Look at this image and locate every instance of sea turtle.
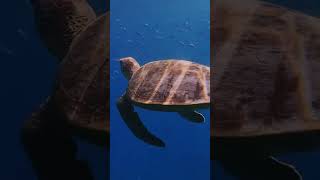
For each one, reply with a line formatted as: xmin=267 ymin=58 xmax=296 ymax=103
xmin=117 ymin=57 xmax=210 ymax=147
xmin=22 ymin=1 xmax=109 ymax=179
xmin=212 ymin=0 xmax=320 ymax=179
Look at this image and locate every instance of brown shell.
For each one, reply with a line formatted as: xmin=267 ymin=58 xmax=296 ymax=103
xmin=127 ymin=60 xmax=210 ymax=106
xmin=55 ymin=13 xmax=109 ymax=133
xmin=212 ymin=0 xmax=320 ymax=137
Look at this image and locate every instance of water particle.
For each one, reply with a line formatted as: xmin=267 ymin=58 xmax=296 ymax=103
xmin=120 ymin=27 xmax=127 ymax=31
xmin=178 ymin=41 xmax=186 ymax=46
xmin=135 ymin=32 xmax=144 ymax=37
xmin=17 ymin=29 xmax=28 ymax=40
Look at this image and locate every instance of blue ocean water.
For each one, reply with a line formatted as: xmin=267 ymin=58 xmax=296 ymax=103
xmin=0 ymin=0 xmax=107 ymax=179
xmin=2 ymin=0 xmax=320 ymax=180
xmin=212 ymin=1 xmax=320 ymax=180
xmin=110 ymin=0 xmax=210 ymax=179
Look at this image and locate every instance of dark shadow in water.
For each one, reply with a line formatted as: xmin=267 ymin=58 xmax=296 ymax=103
xmin=212 ymin=131 xmax=320 ymax=180
xmin=20 ymin=97 xmax=106 ymax=180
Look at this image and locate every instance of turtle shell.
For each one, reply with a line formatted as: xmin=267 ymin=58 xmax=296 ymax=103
xmin=54 ymin=13 xmax=109 ymax=136
xmin=127 ymin=60 xmax=210 ymax=108
xmin=212 ymin=0 xmax=320 ymax=137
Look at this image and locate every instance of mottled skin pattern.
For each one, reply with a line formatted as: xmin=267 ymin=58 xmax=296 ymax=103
xmin=127 ymin=60 xmax=210 ymax=108
xmin=30 ymin=0 xmax=97 ymax=59
xmin=55 ymin=13 xmax=109 ymax=139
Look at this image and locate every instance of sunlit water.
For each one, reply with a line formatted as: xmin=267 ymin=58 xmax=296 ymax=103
xmin=110 ymin=0 xmax=210 ymax=179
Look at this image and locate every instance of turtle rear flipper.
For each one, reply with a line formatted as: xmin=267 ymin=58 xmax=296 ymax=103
xmin=178 ymin=111 xmax=205 ymax=123
xmin=218 ymin=153 xmax=301 ymax=180
xmin=117 ymin=95 xmax=165 ymax=147
xmin=268 ymin=157 xmax=302 ymax=180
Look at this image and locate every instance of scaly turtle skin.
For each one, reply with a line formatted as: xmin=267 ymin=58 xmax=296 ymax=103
xmin=117 ymin=57 xmax=210 ymax=147
xmin=212 ymin=0 xmax=320 ymax=179
xmin=22 ymin=1 xmax=108 ymax=179
xmin=30 ymin=0 xmax=97 ymax=60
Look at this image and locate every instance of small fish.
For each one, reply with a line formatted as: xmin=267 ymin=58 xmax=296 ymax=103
xmin=179 ymin=41 xmax=186 ymax=46
xmin=135 ymin=32 xmax=144 ymax=37
xmin=154 ymin=29 xmax=161 ymax=34
xmin=188 ymin=43 xmax=196 ymax=48
xmin=155 ymin=36 xmax=164 ymax=39
xmin=120 ymin=26 xmax=127 ymax=31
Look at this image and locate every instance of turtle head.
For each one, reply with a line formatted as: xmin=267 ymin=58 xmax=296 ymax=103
xmin=120 ymin=57 xmax=141 ymax=80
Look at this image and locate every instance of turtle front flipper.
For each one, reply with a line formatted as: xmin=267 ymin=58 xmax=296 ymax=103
xmin=21 ymin=96 xmax=94 ymax=180
xmin=218 ymin=153 xmax=301 ymax=180
xmin=178 ymin=111 xmax=205 ymax=123
xmin=117 ymin=95 xmax=165 ymax=147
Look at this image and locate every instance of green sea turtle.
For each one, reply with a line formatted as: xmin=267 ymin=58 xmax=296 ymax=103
xmin=22 ymin=1 xmax=109 ymax=179
xmin=117 ymin=57 xmax=210 ymax=147
xmin=212 ymin=0 xmax=320 ymax=179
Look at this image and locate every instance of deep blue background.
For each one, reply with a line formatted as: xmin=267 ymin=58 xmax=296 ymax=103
xmin=212 ymin=0 xmax=320 ymax=180
xmin=2 ymin=0 xmax=320 ymax=180
xmin=0 ymin=0 xmax=107 ymax=179
xmin=110 ymin=0 xmax=210 ymax=179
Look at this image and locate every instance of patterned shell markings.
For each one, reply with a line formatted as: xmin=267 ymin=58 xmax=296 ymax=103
xmin=127 ymin=60 xmax=210 ymax=106
xmin=212 ymin=0 xmax=320 ymax=137
xmin=55 ymin=13 xmax=109 ymax=132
